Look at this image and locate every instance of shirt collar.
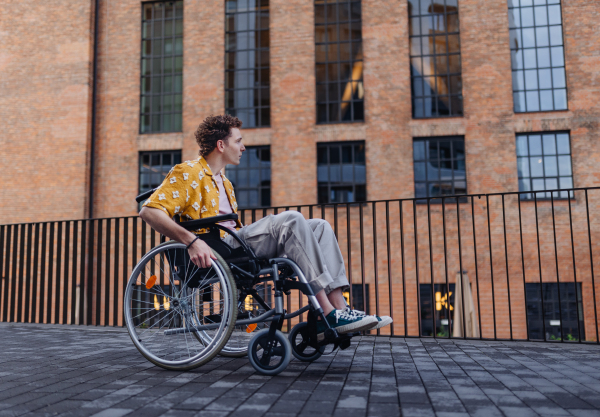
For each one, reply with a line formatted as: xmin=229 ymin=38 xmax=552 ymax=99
xmin=197 ymin=156 xmax=214 ymax=176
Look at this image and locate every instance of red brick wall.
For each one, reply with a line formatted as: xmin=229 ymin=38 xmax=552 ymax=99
xmin=0 ymin=0 xmax=95 ymax=223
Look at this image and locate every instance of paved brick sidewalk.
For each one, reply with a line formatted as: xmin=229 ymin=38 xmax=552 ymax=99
xmin=1 ymin=323 xmax=599 ymax=417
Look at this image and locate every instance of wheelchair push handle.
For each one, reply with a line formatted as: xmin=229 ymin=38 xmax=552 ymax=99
xmin=135 ymin=188 xmax=158 ymax=203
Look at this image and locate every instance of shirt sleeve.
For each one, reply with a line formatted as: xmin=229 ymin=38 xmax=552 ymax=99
xmin=142 ymin=164 xmax=189 ymax=218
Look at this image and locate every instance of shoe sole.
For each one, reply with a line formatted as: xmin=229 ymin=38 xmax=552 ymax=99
xmin=368 ymin=316 xmax=393 ymax=330
xmin=317 ymin=316 xmax=379 ymax=341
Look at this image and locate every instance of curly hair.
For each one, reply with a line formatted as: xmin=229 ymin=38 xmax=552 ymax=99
xmin=194 ymin=114 xmax=242 ymax=157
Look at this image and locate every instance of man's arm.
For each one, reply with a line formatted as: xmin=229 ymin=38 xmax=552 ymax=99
xmin=139 ymin=206 xmax=216 ymax=268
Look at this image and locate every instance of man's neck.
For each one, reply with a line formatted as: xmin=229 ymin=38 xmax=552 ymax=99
xmin=203 ymin=153 xmax=225 ymax=176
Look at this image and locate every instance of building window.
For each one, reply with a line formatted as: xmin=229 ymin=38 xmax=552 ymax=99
xmin=526 ymin=283 xmax=584 ymax=341
xmin=225 ymin=146 xmax=271 ymax=208
xmin=408 ymin=0 xmax=463 ymax=118
xmin=413 ymin=136 xmax=466 ymax=200
xmin=317 ymin=142 xmax=366 ymax=203
xmin=225 ymin=0 xmax=270 ymax=128
xmin=508 ymin=0 xmax=567 ymax=112
xmin=516 ymin=132 xmax=572 ymax=199
xmin=139 ymin=150 xmax=182 ymax=206
xmin=315 ymin=0 xmax=364 ymax=124
xmin=140 ymin=1 xmax=184 ymax=134
xmin=420 ymin=283 xmax=455 ymax=337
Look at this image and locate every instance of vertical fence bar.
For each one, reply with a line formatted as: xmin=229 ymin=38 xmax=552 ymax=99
xmin=386 ymin=201 xmax=394 ymax=336
xmin=23 ymin=224 xmax=33 ymax=322
xmin=62 ymin=221 xmax=71 ymax=324
xmin=16 ymin=224 xmax=25 ymax=322
xmin=78 ymin=221 xmax=86 ymax=325
xmin=39 ymin=224 xmax=47 ymax=323
xmin=427 ymin=199 xmax=435 ymax=337
xmin=550 ymin=193 xmax=564 ymax=342
xmin=372 ymin=202 xmax=380 ymax=335
xmin=8 ymin=225 xmax=19 ymax=322
xmin=86 ymin=220 xmax=95 ymax=325
xmin=534 ymin=193 xmax=547 ymax=340
xmin=114 ymin=218 xmax=120 ymax=326
xmin=3 ymin=226 xmax=13 ymax=321
xmin=567 ymin=192 xmax=582 ymax=342
xmin=359 ymin=203 xmax=366 ymax=318
xmin=471 ymin=197 xmax=483 ymax=339
xmin=31 ymin=224 xmax=40 ymax=323
xmin=486 ymin=196 xmax=497 ymax=339
xmin=517 ymin=195 xmax=530 ymax=340
xmin=414 ymin=200 xmax=421 ymax=337
xmin=501 ymin=195 xmax=513 ymax=340
xmin=96 ymin=219 xmax=103 ymax=325
xmin=400 ymin=201 xmax=407 ymax=336
xmin=45 ymin=222 xmax=58 ymax=323
xmin=584 ymin=190 xmax=599 ymax=343
xmin=54 ymin=222 xmax=63 ymax=324
xmin=70 ymin=221 xmax=78 ymax=325
xmin=123 ymin=217 xmax=129 ymax=327
xmin=0 ymin=225 xmax=4 ymax=321
xmin=442 ymin=199 xmax=450 ymax=338
xmin=456 ymin=198 xmax=466 ymax=339
xmin=105 ymin=219 xmax=112 ymax=326
xmin=346 ymin=203 xmax=353 ymax=310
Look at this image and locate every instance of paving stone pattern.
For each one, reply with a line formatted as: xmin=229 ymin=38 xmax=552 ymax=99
xmin=1 ymin=323 xmax=599 ymax=417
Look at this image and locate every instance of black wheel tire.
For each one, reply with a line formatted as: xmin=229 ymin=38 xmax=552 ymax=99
xmin=248 ymin=329 xmax=292 ymax=376
xmin=289 ymin=322 xmax=324 ymax=362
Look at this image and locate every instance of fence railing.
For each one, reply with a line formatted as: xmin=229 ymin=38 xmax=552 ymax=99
xmin=1 ymin=187 xmax=599 ymax=343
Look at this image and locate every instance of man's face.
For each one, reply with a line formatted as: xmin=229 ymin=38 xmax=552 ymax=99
xmin=222 ymin=128 xmax=245 ymax=166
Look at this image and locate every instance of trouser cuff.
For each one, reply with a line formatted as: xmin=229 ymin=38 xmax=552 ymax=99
xmin=309 ymin=271 xmax=334 ymax=295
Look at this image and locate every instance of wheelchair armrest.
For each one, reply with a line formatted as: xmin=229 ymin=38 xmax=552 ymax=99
xmin=177 ymin=213 xmax=239 ymax=231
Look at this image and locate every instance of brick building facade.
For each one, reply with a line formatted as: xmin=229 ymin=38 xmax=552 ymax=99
xmin=1 ymin=0 xmax=600 ymax=340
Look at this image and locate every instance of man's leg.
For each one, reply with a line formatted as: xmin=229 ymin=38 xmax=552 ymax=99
xmin=306 ymin=219 xmax=349 ymax=310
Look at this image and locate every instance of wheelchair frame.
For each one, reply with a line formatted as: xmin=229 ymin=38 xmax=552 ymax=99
xmin=129 ymin=191 xmax=357 ymax=374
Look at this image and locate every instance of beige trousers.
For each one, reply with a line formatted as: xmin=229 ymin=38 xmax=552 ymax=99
xmin=223 ymin=211 xmax=349 ymax=294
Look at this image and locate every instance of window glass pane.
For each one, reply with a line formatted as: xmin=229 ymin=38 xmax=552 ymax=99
xmin=530 ymin=156 xmax=544 ymax=177
xmin=226 ymin=5 xmax=270 ymax=127
xmin=413 ymin=137 xmax=465 ymax=199
xmin=508 ymin=1 xmax=567 ymax=113
xmin=556 ymin=133 xmax=570 ymax=154
xmin=558 ymin=155 xmax=571 ymax=176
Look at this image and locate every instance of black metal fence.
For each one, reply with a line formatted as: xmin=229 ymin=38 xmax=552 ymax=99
xmin=1 ymin=187 xmax=599 ymax=343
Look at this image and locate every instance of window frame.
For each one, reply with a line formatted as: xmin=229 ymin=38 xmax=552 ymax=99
xmin=224 ymin=145 xmax=271 ymax=209
xmin=314 ymin=0 xmax=365 ymax=124
xmin=516 ymin=131 xmax=573 ymax=200
xmin=408 ymin=0 xmax=464 ymax=119
xmin=508 ymin=0 xmax=568 ymax=113
xmin=139 ymin=1 xmax=184 ymax=134
xmin=224 ymin=0 xmax=271 ymax=128
xmin=317 ymin=141 xmax=367 ymax=204
xmin=138 ymin=150 xmax=182 ymax=207
xmin=413 ymin=135 xmax=467 ymax=202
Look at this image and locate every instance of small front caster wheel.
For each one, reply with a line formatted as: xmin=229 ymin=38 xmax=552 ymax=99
xmin=289 ymin=322 xmax=325 ymax=362
xmin=248 ymin=329 xmax=292 ymax=375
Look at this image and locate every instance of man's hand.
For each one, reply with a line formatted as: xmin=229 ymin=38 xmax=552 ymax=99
xmin=188 ymin=238 xmax=217 ymax=269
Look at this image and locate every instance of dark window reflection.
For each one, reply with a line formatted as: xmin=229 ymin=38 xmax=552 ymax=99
xmin=526 ymin=283 xmax=584 ymax=341
xmin=413 ymin=136 xmax=466 ymax=201
xmin=315 ymin=0 xmax=364 ymax=124
xmin=318 ymin=141 xmax=366 ymax=203
xmin=225 ymin=146 xmax=271 ymax=208
xmin=139 ymin=150 xmax=182 ymax=208
xmin=225 ymin=0 xmax=270 ymax=128
xmin=508 ymin=0 xmax=567 ymax=112
xmin=408 ymin=0 xmax=463 ymax=118
xmin=140 ymin=1 xmax=184 ymax=133
xmin=516 ymin=131 xmax=572 ymax=199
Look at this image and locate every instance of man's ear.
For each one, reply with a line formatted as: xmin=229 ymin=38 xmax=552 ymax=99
xmin=217 ymin=140 xmax=225 ymax=153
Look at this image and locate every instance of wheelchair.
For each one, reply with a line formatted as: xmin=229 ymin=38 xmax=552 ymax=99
xmin=124 ymin=191 xmax=359 ymax=375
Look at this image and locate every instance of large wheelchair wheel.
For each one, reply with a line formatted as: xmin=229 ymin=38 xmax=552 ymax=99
xmin=219 ymin=282 xmax=272 ymax=357
xmin=124 ymin=241 xmax=237 ymax=371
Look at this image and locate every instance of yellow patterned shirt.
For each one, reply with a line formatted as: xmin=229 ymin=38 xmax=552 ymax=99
xmin=143 ymin=156 xmax=242 ymax=237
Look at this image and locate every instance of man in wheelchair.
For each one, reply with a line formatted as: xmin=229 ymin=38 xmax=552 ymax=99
xmin=139 ymin=114 xmax=392 ymax=341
